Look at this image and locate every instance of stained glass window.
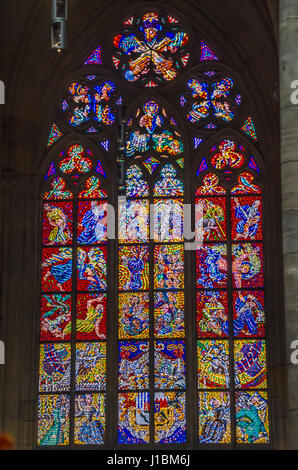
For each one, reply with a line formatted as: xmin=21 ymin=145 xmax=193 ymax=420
xmin=39 ymin=6 xmax=271 ymax=449
xmin=39 ymin=144 xmax=108 ymax=446
xmin=195 ymin=139 xmax=269 ymax=445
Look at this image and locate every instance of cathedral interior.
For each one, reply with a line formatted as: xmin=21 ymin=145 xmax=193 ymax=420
xmin=0 ymin=0 xmax=298 ymax=450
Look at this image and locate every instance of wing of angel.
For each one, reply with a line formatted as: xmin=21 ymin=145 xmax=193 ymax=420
xmin=118 ymin=34 xmax=143 ymax=53
xmin=42 ymin=248 xmax=72 ymax=268
xmin=89 ymin=248 xmax=107 ymax=275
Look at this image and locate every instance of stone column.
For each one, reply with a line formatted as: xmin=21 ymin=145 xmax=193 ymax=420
xmin=280 ymin=0 xmax=298 ymax=450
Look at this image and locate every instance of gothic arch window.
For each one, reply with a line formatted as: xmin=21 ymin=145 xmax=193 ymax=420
xmin=37 ymin=6 xmax=271 ymax=448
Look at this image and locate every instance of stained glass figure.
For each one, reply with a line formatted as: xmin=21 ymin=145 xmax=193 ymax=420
xmin=234 ymin=340 xmax=267 ymax=389
xmin=235 ymin=391 xmax=269 ymax=443
xmin=78 ymin=177 xmax=108 ymax=199
xmin=233 ymin=291 xmax=265 ymax=337
xmin=39 ymin=343 xmax=71 ymax=392
xmin=38 ymin=395 xmax=70 ymax=445
xmin=119 ymin=199 xmax=149 ymax=243
xmin=119 ymin=245 xmax=149 ymax=291
xmin=77 ymin=246 xmax=107 ymax=291
xmin=119 ymin=293 xmax=149 ymax=339
xmin=113 ymin=12 xmax=189 ymax=86
xmin=232 ymin=243 xmax=263 ymax=288
xmin=42 ymin=247 xmax=73 ymax=292
xmin=74 ymin=394 xmax=105 ymax=444
xmin=197 ymin=291 xmax=228 ymax=337
xmin=44 ymin=178 xmax=72 ymax=200
xmin=154 ymin=244 xmax=184 ymax=289
xmin=76 ymin=293 xmax=106 ymax=340
xmin=155 ymin=341 xmax=185 ymax=389
xmin=195 ymin=197 xmax=226 ymax=241
xmin=154 ymin=392 xmax=186 ymax=443
xmin=154 ymin=164 xmax=183 ymax=196
xmin=119 ymin=341 xmax=149 ymax=390
xmin=40 ymin=294 xmax=72 ymax=341
xmin=77 ymin=201 xmax=107 ymax=245
xmin=196 ymin=244 xmax=227 ymax=289
xmin=76 ymin=342 xmax=106 ymax=391
xmin=197 ymin=340 xmax=230 ymax=389
xmin=118 ymin=392 xmax=150 ymax=443
xmin=199 ymin=392 xmax=231 ymax=443
xmin=126 ymin=100 xmax=183 ymax=157
xmin=231 ymin=196 xmax=262 ymax=241
xmin=42 ymin=202 xmax=73 ymax=246
xmin=154 ymin=291 xmax=184 ymax=338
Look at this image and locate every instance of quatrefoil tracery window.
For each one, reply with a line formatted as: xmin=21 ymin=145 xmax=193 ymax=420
xmin=37 ymin=7 xmax=270 ymax=448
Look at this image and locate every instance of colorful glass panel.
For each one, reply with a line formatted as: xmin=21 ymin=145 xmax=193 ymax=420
xmin=195 ymin=197 xmax=226 ymax=242
xmin=119 ymin=341 xmax=149 ymax=390
xmin=235 ymin=391 xmax=269 ymax=443
xmin=197 ymin=340 xmax=230 ymax=389
xmin=196 ymin=244 xmax=227 ymax=289
xmin=154 ymin=392 xmax=186 ymax=443
xmin=155 ymin=340 xmax=185 ymax=389
xmin=65 ymin=79 xmax=118 ymax=130
xmin=119 ymin=245 xmax=149 ymax=291
xmin=76 ymin=293 xmax=106 ymax=340
xmin=231 ymin=196 xmax=263 ymax=241
xmin=38 ymin=395 xmax=70 ymax=446
xmin=113 ymin=12 xmax=189 ymax=86
xmin=126 ymin=165 xmax=149 ymax=197
xmin=232 ymin=243 xmax=263 ymax=288
xmin=119 ymin=199 xmax=149 ymax=244
xmin=78 ymin=177 xmax=108 ymax=199
xmin=75 ymin=342 xmax=106 ymax=391
xmin=40 ymin=294 xmax=72 ymax=341
xmin=234 ymin=340 xmax=267 ymax=389
xmin=118 ymin=392 xmax=150 ymax=444
xmin=119 ymin=293 xmax=149 ymax=339
xmin=39 ymin=343 xmax=71 ymax=392
xmin=154 ymin=244 xmax=184 ymax=289
xmin=153 ymin=199 xmax=183 ymax=242
xmin=233 ymin=291 xmax=265 ymax=337
xmin=77 ymin=246 xmax=107 ymax=291
xmin=42 ymin=202 xmax=73 ymax=246
xmin=74 ymin=394 xmax=105 ymax=444
xmin=77 ymin=201 xmax=107 ymax=245
xmin=198 ymin=392 xmax=231 ymax=443
xmin=59 ymin=145 xmax=93 ymax=174
xmin=44 ymin=178 xmax=72 ymax=200
xmin=154 ymin=291 xmax=184 ymax=338
xmin=42 ymin=247 xmax=73 ymax=292
xmin=197 ymin=291 xmax=229 ymax=338
xmin=154 ymin=165 xmax=184 ymax=196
